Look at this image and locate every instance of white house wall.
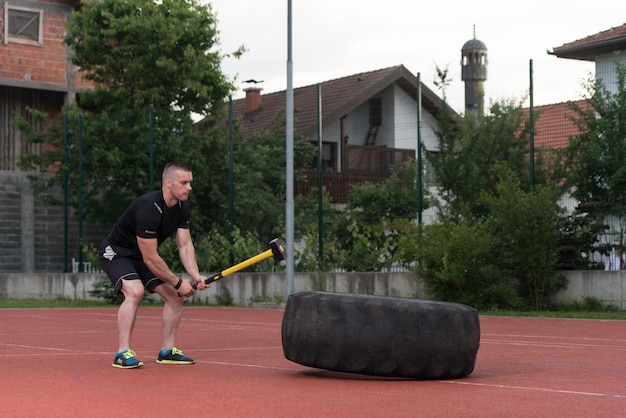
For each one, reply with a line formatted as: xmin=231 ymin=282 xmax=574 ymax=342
xmin=342 ymin=100 xmax=370 ymax=146
xmin=393 ymin=84 xmax=417 ymax=150
xmin=319 ymin=118 xmax=341 ymax=169
xmin=323 ymin=119 xmax=341 ymax=143
xmin=317 ymin=82 xmax=441 ymax=172
xmin=336 ymin=83 xmax=440 ymax=153
xmin=393 ymin=84 xmax=440 ymax=152
xmin=420 ymin=111 xmax=440 ymax=152
xmin=378 ymin=86 xmax=396 ymax=148
xmin=596 ymin=53 xmax=626 ymax=95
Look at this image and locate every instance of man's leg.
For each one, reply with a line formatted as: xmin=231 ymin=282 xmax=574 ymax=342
xmin=117 ymin=279 xmax=146 ymax=352
xmin=152 ymin=283 xmax=195 ymax=364
xmin=153 ymin=282 xmax=185 ymax=350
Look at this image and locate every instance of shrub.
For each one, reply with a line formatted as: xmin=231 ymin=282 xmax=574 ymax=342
xmin=410 ymin=222 xmax=523 ymax=310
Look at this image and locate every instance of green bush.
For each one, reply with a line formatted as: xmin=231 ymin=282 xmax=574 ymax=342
xmin=215 ymin=286 xmax=233 ymax=306
xmin=407 ymin=165 xmax=567 ymax=311
xmin=89 ymin=276 xmax=124 ymax=304
xmin=481 ymin=165 xmax=566 ymax=310
xmin=159 ymin=227 xmax=281 ymax=273
xmin=410 ymin=222 xmax=524 ymax=310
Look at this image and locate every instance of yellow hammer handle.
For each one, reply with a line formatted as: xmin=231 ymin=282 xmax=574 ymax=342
xmin=204 ymin=249 xmax=274 ymax=284
xmin=222 ymin=249 xmax=273 ymax=277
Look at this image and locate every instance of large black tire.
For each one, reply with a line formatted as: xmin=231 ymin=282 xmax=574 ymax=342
xmin=281 ymin=291 xmax=480 ymax=379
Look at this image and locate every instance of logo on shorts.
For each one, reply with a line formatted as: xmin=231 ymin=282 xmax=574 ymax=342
xmin=103 ymin=245 xmax=117 ymax=261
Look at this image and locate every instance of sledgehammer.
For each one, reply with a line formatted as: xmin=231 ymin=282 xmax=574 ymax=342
xmin=196 ymin=238 xmax=286 ymax=286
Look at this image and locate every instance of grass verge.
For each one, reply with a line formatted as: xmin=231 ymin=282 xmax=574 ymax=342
xmin=0 ymin=298 xmax=117 ymax=308
xmin=480 ymin=310 xmax=626 ymax=320
xmin=1 ymin=298 xmax=625 ymax=319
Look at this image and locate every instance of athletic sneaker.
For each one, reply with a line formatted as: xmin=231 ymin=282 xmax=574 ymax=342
xmin=156 ymin=347 xmax=195 ymax=365
xmin=112 ymin=349 xmax=144 ymax=369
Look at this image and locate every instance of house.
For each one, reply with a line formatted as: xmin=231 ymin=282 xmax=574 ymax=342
xmin=0 ymin=0 xmax=88 ymax=171
xmin=0 ymin=0 xmax=88 ymax=272
xmin=506 ymin=24 xmax=626 ymax=158
xmin=546 ymin=23 xmax=626 ymax=260
xmin=532 ymin=24 xmax=626 ymax=169
xmin=549 ymin=23 xmax=626 ymax=96
xmin=229 ymin=65 xmax=449 ymax=203
xmin=522 ymin=24 xmax=626 ymax=156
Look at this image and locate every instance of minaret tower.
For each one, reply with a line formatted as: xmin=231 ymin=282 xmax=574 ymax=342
xmin=461 ymin=26 xmax=487 ymax=119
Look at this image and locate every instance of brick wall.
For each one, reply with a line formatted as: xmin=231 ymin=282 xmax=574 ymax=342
xmin=0 ymin=1 xmax=91 ymax=91
xmin=0 ymin=174 xmax=24 ymax=271
xmin=0 ymin=170 xmax=105 ymax=273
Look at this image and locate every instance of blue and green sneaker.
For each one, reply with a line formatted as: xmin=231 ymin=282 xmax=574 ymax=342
xmin=112 ymin=349 xmax=144 ymax=369
xmin=156 ymin=347 xmax=195 ymax=365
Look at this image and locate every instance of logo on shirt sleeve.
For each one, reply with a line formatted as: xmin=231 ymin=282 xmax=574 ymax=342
xmin=103 ymin=245 xmax=117 ymax=261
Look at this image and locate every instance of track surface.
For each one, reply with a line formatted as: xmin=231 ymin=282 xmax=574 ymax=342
xmin=1 ymin=307 xmax=624 ymax=417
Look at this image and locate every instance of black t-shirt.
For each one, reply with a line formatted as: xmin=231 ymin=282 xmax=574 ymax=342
xmin=105 ymin=190 xmax=190 ymax=258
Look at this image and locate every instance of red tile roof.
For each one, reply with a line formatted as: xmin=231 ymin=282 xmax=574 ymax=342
xmin=525 ymin=100 xmax=590 ymax=149
xmin=228 ymin=65 xmax=446 ymax=139
xmin=226 ymin=65 xmax=589 ymax=154
xmin=550 ymin=23 xmax=626 ymax=61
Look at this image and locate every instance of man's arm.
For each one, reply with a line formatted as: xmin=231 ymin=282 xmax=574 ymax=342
xmin=137 ymin=236 xmax=196 ymax=296
xmin=176 ymin=228 xmax=209 ymax=290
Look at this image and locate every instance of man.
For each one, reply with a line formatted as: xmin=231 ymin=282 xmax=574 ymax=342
xmin=99 ymin=161 xmax=209 ymax=369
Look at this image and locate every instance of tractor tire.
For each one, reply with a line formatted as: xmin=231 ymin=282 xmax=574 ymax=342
xmin=281 ymin=291 xmax=480 ymax=379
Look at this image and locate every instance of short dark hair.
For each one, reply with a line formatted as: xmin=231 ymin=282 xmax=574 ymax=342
xmin=162 ymin=161 xmax=192 ymax=181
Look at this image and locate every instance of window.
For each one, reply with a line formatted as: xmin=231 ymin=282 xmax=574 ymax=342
xmin=363 ymin=98 xmax=383 ymax=146
xmin=369 ymin=97 xmax=382 ymax=127
xmin=4 ymin=4 xmax=43 ymax=46
xmin=424 ymin=151 xmax=438 ymax=185
xmin=310 ymin=141 xmax=337 ymax=172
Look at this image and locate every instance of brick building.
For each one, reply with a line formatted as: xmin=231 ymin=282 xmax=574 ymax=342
xmin=0 ymin=1 xmax=90 ymax=272
xmin=1 ymin=0 xmax=88 ymax=170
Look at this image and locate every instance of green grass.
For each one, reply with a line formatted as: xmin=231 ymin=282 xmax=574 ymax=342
xmin=0 ymin=298 xmax=117 ymax=308
xmin=0 ymin=298 xmax=207 ymax=309
xmin=480 ymin=310 xmax=626 ymax=320
xmin=2 ymin=298 xmax=625 ymax=320
xmin=481 ymin=297 xmax=626 ymax=320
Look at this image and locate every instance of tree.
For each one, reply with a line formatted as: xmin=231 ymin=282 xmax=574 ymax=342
xmin=481 ymin=164 xmax=566 ymax=309
xmin=403 ymin=165 xmax=566 ymax=310
xmin=19 ymin=0 xmax=238 ymax=232
xmin=407 ymin=68 xmax=568 ymax=309
xmin=293 ymin=188 xmax=340 ymax=271
xmin=321 ymin=160 xmax=426 ymax=272
xmin=408 ymin=221 xmax=520 ymax=309
xmin=65 ymin=0 xmax=237 ymax=120
xmin=428 ymin=99 xmax=531 ymax=223
xmin=230 ymin=114 xmax=316 ymax=245
xmin=17 ymin=0 xmax=321 ymax=270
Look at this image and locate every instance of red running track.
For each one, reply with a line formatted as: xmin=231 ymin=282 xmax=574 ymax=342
xmin=0 ymin=307 xmax=625 ymax=417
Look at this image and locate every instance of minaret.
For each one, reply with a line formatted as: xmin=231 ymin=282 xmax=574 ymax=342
xmin=461 ymin=27 xmax=487 ymax=120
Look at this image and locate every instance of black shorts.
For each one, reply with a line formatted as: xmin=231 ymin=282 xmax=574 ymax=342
xmin=98 ymin=240 xmax=164 ymax=293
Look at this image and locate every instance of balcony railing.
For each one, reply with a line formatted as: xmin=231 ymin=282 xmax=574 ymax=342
xmin=296 ymin=145 xmax=415 ymax=203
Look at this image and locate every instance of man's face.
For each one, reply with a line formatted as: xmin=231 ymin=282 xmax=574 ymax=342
xmin=167 ymin=169 xmax=193 ymax=201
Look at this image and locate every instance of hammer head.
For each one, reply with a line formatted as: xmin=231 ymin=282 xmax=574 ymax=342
xmin=269 ymin=238 xmax=287 ymax=262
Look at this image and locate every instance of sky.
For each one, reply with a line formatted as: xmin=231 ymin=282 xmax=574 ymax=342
xmin=204 ymin=0 xmax=624 ymax=113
